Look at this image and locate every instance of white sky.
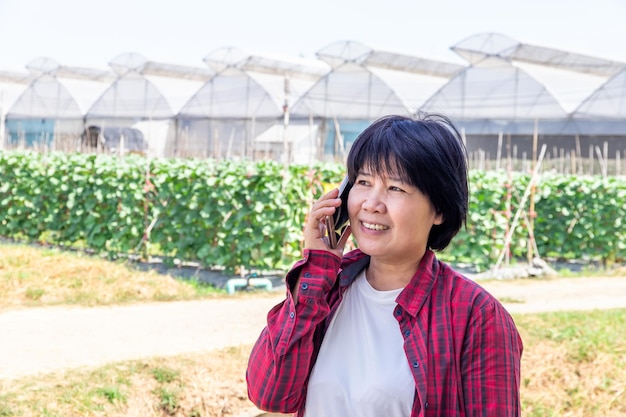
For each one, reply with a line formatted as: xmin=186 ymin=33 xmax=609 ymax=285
xmin=1 ymin=0 xmax=626 ymax=72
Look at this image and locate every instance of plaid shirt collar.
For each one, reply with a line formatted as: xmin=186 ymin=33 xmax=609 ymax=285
xmin=338 ymin=248 xmax=440 ymax=317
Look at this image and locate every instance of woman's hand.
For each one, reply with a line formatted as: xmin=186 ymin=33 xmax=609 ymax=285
xmin=303 ymin=187 xmax=352 ymax=258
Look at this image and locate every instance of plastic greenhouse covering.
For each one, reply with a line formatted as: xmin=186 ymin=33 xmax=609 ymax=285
xmin=574 ymin=69 xmax=626 ymax=118
xmin=421 ymin=57 xmax=568 ymax=120
xmin=1 ymin=33 xmax=626 ymax=168
xmin=290 ymin=62 xmax=410 ymax=119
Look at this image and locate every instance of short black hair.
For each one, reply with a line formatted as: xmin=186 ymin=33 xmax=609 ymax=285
xmin=346 ymin=113 xmax=468 ymax=251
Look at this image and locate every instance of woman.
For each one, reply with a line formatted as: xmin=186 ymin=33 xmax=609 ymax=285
xmin=246 ymin=114 xmax=523 ymax=416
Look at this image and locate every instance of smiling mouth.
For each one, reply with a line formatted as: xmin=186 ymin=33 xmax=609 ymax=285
xmin=362 ymin=221 xmax=389 ymax=231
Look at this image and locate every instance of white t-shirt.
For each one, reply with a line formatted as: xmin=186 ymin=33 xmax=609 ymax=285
xmin=305 ymin=270 xmax=415 ymax=417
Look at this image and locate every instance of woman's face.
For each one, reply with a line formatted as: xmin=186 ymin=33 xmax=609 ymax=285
xmin=347 ymin=167 xmax=443 ymax=265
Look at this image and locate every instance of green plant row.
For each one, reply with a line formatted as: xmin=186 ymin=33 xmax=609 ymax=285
xmin=0 ymin=151 xmax=343 ymax=273
xmin=1 ymin=151 xmax=625 ymax=272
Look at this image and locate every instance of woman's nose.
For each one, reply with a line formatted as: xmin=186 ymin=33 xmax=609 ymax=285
xmin=360 ymin=190 xmax=386 ymax=213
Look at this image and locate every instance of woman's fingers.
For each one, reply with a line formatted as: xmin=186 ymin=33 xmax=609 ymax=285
xmin=303 ymin=188 xmax=342 ymax=250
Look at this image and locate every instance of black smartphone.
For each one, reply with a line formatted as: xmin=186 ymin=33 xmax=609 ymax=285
xmin=325 ymin=176 xmax=352 ymax=249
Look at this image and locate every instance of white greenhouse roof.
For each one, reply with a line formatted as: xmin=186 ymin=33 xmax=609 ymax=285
xmin=203 ymin=47 xmax=329 ymax=80
xmin=144 ymin=75 xmax=206 ymax=114
xmin=573 ymin=68 xmax=626 ymax=119
xmin=452 ymin=32 xmax=626 ymax=77
xmin=86 ymin=72 xmax=173 ymax=120
xmin=290 ymin=63 xmax=410 ymax=119
xmin=6 ymin=75 xmax=82 ymax=119
xmin=421 ymin=57 xmax=568 ymax=119
xmin=177 ymin=67 xmax=283 ymax=119
xmin=0 ymin=71 xmax=34 ymax=84
xmin=368 ymin=67 xmax=452 ymax=113
xmin=142 ymin=61 xmax=214 ymax=81
xmin=2 ymin=34 xmax=626 ymax=135
xmin=26 ymin=57 xmax=116 ymax=82
xmin=0 ymin=79 xmax=29 ymax=115
xmin=95 ymin=53 xmax=213 ymax=116
xmin=292 ymin=41 xmax=464 ymax=119
xmin=108 ymin=52 xmax=213 ymax=81
xmin=512 ymin=61 xmax=609 ymax=113
xmin=449 ymin=33 xmax=626 ymax=119
xmin=316 ymin=40 xmax=465 ymax=77
xmin=178 ymin=47 xmax=324 ymax=119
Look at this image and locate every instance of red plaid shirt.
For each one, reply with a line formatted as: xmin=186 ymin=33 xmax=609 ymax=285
xmin=247 ymin=249 xmax=523 ymax=416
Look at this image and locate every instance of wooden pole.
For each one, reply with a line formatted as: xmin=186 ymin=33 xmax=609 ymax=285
xmin=575 ymin=135 xmax=582 ymax=174
xmin=282 ymin=76 xmax=291 ymax=167
xmin=494 ymin=144 xmax=547 ymax=271
xmin=604 ymin=141 xmax=609 ymax=177
xmin=504 ymin=143 xmax=513 ymax=265
xmin=496 ymin=132 xmax=503 ymax=171
xmin=595 ymin=146 xmax=606 ymax=178
xmin=528 ymin=119 xmax=538 ymax=263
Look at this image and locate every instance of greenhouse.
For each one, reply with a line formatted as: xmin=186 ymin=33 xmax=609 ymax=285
xmin=431 ymin=33 xmax=626 ymax=171
xmin=287 ymin=40 xmax=464 ymax=160
xmin=3 ymin=57 xmax=112 ymax=151
xmin=1 ymin=32 xmax=625 ymax=172
xmin=173 ymin=46 xmax=328 ymax=162
xmin=85 ymin=53 xmax=208 ymax=157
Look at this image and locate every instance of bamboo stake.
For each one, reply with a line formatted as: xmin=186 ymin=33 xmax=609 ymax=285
xmin=250 ymin=116 xmax=256 ymax=161
xmin=493 ymin=144 xmax=547 ymax=271
xmin=604 ymin=141 xmax=609 ymax=176
xmin=282 ymin=76 xmax=290 ymax=167
xmin=332 ymin=113 xmax=346 ymax=161
xmin=595 ymin=146 xmax=606 ymax=177
xmin=496 ymin=132 xmax=503 ymax=171
xmin=575 ymin=135 xmax=582 ymax=174
xmin=504 ymin=145 xmax=514 ymax=266
xmin=226 ymin=127 xmax=235 ymax=159
xmin=308 ymin=113 xmax=315 ymax=167
xmin=528 ymin=120 xmax=538 ymax=263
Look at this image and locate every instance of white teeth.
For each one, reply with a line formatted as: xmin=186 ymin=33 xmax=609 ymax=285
xmin=362 ymin=222 xmax=388 ymax=231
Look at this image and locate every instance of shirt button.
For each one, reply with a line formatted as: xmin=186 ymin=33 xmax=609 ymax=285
xmin=404 ymin=330 xmax=411 ymax=337
xmin=301 ymin=283 xmax=309 ymax=290
xmin=425 ymin=402 xmax=428 ymax=408
xmin=289 ymin=311 xmax=295 ymax=319
xmin=413 ymin=361 xmax=420 ymax=368
xmin=395 ymin=308 xmax=402 ymax=316
xmin=303 ymin=272 xmax=311 ymax=277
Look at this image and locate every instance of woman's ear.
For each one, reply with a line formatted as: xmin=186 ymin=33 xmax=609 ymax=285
xmin=434 ymin=211 xmax=444 ymax=226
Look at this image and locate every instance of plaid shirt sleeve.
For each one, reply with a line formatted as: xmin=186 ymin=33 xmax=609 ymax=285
xmin=396 ymin=253 xmax=523 ymax=416
xmin=246 ymin=249 xmax=342 ymax=414
xmin=461 ymin=295 xmax=523 ymax=416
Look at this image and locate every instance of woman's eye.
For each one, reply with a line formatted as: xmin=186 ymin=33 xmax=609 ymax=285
xmin=390 ymin=186 xmax=405 ymax=192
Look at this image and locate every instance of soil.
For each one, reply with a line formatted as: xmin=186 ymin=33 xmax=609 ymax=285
xmin=1 ymin=275 xmax=626 ymax=417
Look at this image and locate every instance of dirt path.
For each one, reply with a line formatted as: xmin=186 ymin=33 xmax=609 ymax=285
xmin=2 ymin=276 xmax=626 ymax=381
xmin=479 ymin=275 xmax=626 ymax=313
xmin=0 ymin=296 xmax=283 ymax=380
